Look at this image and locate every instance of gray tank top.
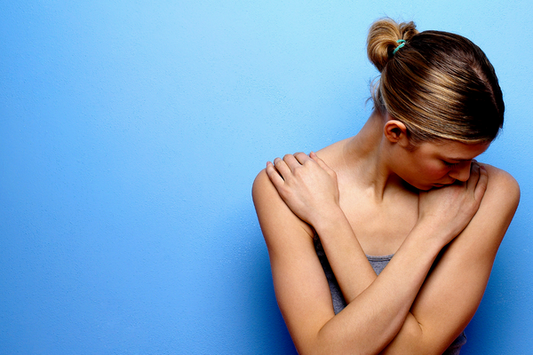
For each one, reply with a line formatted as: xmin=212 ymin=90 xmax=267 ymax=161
xmin=313 ymin=235 xmax=466 ymax=354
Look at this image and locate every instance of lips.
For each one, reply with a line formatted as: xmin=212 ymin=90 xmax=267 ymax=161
xmin=434 ymin=180 xmax=456 ymax=187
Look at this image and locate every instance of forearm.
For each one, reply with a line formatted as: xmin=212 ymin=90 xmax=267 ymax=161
xmin=313 ymin=207 xmax=377 ymax=301
xmin=258 ymin=163 xmax=515 ymax=354
xmin=314 ymin=212 xmax=445 ymax=353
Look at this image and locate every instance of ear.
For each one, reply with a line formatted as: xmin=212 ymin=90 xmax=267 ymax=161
xmin=384 ymin=119 xmax=410 ymax=146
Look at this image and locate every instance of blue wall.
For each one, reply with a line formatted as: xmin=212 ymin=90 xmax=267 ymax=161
xmin=1 ymin=1 xmax=532 ymax=354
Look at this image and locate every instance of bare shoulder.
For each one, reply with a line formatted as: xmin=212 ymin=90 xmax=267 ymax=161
xmin=252 ymin=168 xmax=287 ymax=217
xmin=481 ymin=163 xmax=520 ymax=210
xmin=251 ymin=168 xmax=279 ymax=223
xmin=252 ymin=168 xmax=276 ymax=207
xmin=455 ymin=163 xmax=520 ymax=255
xmin=408 ymin=164 xmax=520 ymax=352
xmin=252 ymin=169 xmax=314 ymax=246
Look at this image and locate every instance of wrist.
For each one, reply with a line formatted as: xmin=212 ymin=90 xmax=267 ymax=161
xmin=408 ymin=220 xmax=452 ymax=253
xmin=311 ymin=206 xmax=349 ymax=236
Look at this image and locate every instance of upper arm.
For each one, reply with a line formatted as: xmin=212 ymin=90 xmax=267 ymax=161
xmin=384 ymin=165 xmax=520 ymax=354
xmin=252 ymin=169 xmax=337 ymax=353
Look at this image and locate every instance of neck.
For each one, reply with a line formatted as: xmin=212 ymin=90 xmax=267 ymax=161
xmin=341 ymin=111 xmax=404 ymax=200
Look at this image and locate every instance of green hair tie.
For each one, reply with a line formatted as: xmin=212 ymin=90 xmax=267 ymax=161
xmin=393 ymin=39 xmax=406 ymax=55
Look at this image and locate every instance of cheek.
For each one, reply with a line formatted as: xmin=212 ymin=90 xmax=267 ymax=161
xmin=418 ymin=163 xmax=449 ymax=180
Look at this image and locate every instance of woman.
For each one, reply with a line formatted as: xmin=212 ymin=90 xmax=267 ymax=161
xmin=252 ymin=19 xmax=520 ymax=354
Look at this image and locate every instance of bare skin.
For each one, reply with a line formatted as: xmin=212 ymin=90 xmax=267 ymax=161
xmin=252 ymin=111 xmax=520 ymax=354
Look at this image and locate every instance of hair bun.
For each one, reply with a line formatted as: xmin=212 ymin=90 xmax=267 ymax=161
xmin=367 ymin=18 xmax=418 ymax=72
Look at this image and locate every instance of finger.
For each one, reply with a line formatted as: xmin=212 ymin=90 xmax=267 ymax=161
xmin=310 ymin=151 xmax=335 ymax=175
xmin=466 ymin=161 xmax=481 ymax=190
xmin=283 ymin=154 xmax=304 ymax=171
xmin=473 ymin=165 xmax=488 ymax=202
xmin=273 ymin=157 xmax=293 ymax=180
xmin=293 ymin=152 xmax=312 ymax=165
xmin=265 ymin=161 xmax=286 ymax=186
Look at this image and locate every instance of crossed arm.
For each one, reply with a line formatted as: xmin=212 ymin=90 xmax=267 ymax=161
xmin=252 ymin=153 xmax=519 ymax=354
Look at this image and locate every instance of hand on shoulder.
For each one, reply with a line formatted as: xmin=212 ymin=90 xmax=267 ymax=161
xmin=447 ymin=163 xmax=520 ymax=258
xmin=252 ymin=166 xmax=315 ymax=244
xmin=263 ymin=152 xmax=340 ymax=226
xmin=417 ymin=162 xmax=489 ymax=245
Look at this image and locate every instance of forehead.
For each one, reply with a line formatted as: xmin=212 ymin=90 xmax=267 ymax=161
xmin=418 ymin=140 xmax=490 ymax=160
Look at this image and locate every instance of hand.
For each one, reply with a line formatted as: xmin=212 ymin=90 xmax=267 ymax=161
xmin=417 ymin=162 xmax=488 ymax=244
xmin=265 ymin=152 xmax=340 ymax=226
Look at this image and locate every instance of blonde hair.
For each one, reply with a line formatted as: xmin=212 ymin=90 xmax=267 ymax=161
xmin=367 ymin=18 xmax=504 ymax=143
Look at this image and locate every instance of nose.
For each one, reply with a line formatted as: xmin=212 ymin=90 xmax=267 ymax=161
xmin=448 ymin=161 xmax=472 ymax=182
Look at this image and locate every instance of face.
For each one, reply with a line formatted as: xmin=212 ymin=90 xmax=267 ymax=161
xmin=394 ymin=139 xmax=490 ymax=191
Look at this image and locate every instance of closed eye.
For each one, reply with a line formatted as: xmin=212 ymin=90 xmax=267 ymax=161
xmin=442 ymin=160 xmax=460 ymax=167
